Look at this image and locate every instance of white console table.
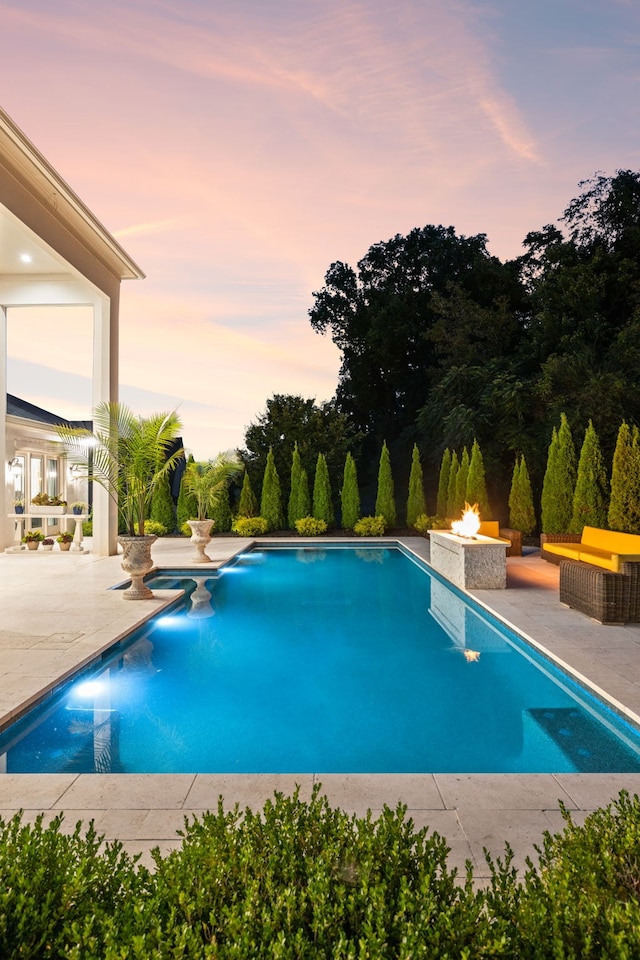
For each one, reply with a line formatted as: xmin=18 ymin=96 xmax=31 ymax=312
xmin=7 ymin=513 xmax=89 ymax=553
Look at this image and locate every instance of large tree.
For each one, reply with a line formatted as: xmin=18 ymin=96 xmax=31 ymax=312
xmin=309 ymin=225 xmax=523 ymax=447
xmin=243 ymin=394 xmax=360 ymax=502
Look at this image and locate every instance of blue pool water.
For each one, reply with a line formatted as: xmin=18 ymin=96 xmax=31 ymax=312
xmin=2 ymin=545 xmax=640 ymax=774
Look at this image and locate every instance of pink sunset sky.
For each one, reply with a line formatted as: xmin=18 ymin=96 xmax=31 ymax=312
xmin=3 ymin=0 xmax=639 ymax=458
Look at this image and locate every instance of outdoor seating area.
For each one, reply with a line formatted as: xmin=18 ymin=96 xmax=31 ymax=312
xmin=541 ymin=526 xmax=640 ymax=624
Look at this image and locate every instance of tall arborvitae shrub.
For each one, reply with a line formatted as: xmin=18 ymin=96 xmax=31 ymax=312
xmin=540 ymin=413 xmax=576 ymax=533
xmin=508 ymin=456 xmax=536 ymax=535
xmin=238 ymin=471 xmax=258 ymax=518
xmin=406 ymin=444 xmax=426 ymax=527
xmin=375 ymin=442 xmax=397 ymax=527
xmin=210 ymin=485 xmax=232 ymax=533
xmin=466 ymin=439 xmax=491 ymax=519
xmin=609 ymin=422 xmax=640 ymax=533
xmin=436 ymin=449 xmax=451 ymax=518
xmin=446 ymin=451 xmax=459 ymax=519
xmin=312 ymin=453 xmax=334 ymax=526
xmin=288 ymin=443 xmax=304 ymax=529
xmin=176 ymin=454 xmax=197 ymax=528
xmin=454 ymin=447 xmax=470 ymax=517
xmin=570 ymin=420 xmax=608 ymax=534
xmin=260 ymin=448 xmax=283 ymax=531
xmin=341 ymin=452 xmax=360 ymax=530
xmin=150 ymin=469 xmax=175 ymax=533
xmin=299 ymin=468 xmax=311 ymax=521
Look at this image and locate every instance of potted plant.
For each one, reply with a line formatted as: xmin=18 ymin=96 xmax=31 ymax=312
xmin=183 ymin=453 xmax=243 ymax=562
xmin=57 ymin=402 xmax=183 ymax=598
xmin=56 ymin=531 xmax=74 ymax=552
xmin=70 ymin=501 xmax=88 ymax=515
xmin=13 ymin=498 xmax=25 ymax=515
xmin=42 ymin=537 xmax=55 ymax=552
xmin=31 ymin=493 xmax=67 ymax=514
xmin=22 ymin=530 xmax=45 ymax=551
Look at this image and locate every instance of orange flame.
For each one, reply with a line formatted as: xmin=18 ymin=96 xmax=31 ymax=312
xmin=451 ymin=502 xmax=480 ymax=538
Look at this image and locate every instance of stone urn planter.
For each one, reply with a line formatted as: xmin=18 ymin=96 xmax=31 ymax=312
xmin=118 ymin=534 xmax=157 ymax=599
xmin=187 ymin=519 xmax=214 ymax=563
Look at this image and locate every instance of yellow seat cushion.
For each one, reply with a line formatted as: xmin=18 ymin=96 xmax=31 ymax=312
xmin=543 ymin=542 xmax=582 ymax=560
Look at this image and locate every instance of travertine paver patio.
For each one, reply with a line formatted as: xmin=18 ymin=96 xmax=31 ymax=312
xmin=2 ymin=536 xmax=640 ymax=879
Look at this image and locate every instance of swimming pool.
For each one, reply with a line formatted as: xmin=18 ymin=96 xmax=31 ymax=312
xmin=2 ymin=544 xmax=640 ymax=774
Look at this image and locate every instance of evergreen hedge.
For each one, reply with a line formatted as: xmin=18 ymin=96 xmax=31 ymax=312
xmin=436 ymin=447 xmax=451 ymax=518
xmin=340 ymin=452 xmax=360 ymax=530
xmin=374 ymin=442 xmax=396 ymax=527
xmin=406 ymin=443 xmax=426 ymax=527
xmin=454 ymin=446 xmax=470 ymax=518
xmin=466 ymin=439 xmax=491 ymax=519
xmin=312 ymin=453 xmax=334 ymax=526
xmin=508 ymin=456 xmax=536 ymax=535
xmin=540 ymin=413 xmax=576 ymax=533
xmin=446 ymin=450 xmax=459 ymax=519
xmin=150 ymin=470 xmax=176 ymax=534
xmin=570 ymin=420 xmax=608 ymax=534
xmin=260 ymin=448 xmax=283 ymax=531
xmin=609 ymin=422 xmax=640 ymax=534
xmin=288 ymin=443 xmax=305 ymax=529
xmin=3 ymin=788 xmax=640 ymax=958
xmin=237 ymin=471 xmax=258 ymax=518
xmin=176 ymin=454 xmax=197 ymax=529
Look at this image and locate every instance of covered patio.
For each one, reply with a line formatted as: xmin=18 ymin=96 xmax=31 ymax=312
xmin=0 ymin=106 xmax=143 ymax=555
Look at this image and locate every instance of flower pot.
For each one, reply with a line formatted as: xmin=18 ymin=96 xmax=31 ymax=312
xmin=14 ymin=506 xmax=24 ymax=515
xmin=35 ymin=505 xmax=66 ymax=515
xmin=72 ymin=507 xmax=82 ymax=515
xmin=59 ymin=541 xmax=72 ymax=552
xmin=42 ymin=543 xmax=54 ymax=552
xmin=118 ymin=535 xmax=157 ymax=599
xmin=187 ymin=519 xmax=215 ymax=563
xmin=25 ymin=541 xmax=39 ymax=550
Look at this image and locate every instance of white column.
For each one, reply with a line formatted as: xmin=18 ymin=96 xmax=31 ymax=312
xmin=0 ymin=305 xmax=8 ymax=551
xmin=92 ymin=296 xmax=119 ymax=556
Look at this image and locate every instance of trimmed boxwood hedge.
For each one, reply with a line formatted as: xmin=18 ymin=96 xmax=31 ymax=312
xmin=1 ymin=786 xmax=640 ymax=958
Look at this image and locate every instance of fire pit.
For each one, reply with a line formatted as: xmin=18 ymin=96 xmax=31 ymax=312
xmin=429 ymin=504 xmax=507 ymax=590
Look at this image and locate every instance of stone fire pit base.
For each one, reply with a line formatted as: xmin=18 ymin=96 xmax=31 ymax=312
xmin=429 ymin=530 xmax=507 ymax=590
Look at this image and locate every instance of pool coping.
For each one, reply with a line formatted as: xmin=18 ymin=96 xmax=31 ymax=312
xmin=2 ymin=534 xmax=640 ymax=877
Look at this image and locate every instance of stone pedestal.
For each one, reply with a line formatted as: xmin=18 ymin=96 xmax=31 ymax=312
xmin=429 ymin=530 xmax=507 ymax=590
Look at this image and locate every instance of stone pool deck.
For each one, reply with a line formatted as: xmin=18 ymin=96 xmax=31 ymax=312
xmin=2 ymin=535 xmax=640 ymax=881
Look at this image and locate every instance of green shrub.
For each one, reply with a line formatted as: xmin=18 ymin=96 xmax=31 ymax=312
xmin=312 ymin=452 xmax=335 ymax=526
xmin=508 ymin=455 xmax=536 ymax=535
xmin=82 ymin=519 xmax=92 ymax=537
xmin=436 ymin=447 xmax=451 ymax=518
xmin=541 ymin=413 xmax=576 ymax=533
xmin=446 ymin=450 xmax=459 ymax=518
xmin=133 ymin=519 xmax=167 ymax=537
xmin=295 ymin=516 xmax=328 ymax=536
xmin=237 ymin=470 xmax=259 ymax=518
xmin=488 ymin=790 xmax=640 ymax=958
xmin=4 ymin=790 xmax=640 ymax=956
xmin=260 ymin=448 xmax=283 ymax=531
xmin=570 ymin=420 xmax=608 ymax=534
xmin=210 ymin=484 xmax=232 ymax=533
xmin=288 ymin=443 xmax=310 ymax=528
xmin=413 ymin=514 xmax=449 ymax=534
xmin=466 ymin=438 xmax=491 ymax=519
xmin=340 ymin=451 xmax=360 ymax=530
xmin=375 ymin=441 xmax=396 ymax=527
xmin=232 ymin=516 xmax=269 ymax=537
xmin=609 ymin=422 xmax=640 ymax=533
xmin=406 ymin=443 xmax=426 ymax=527
xmin=354 ymin=515 xmax=386 ymax=536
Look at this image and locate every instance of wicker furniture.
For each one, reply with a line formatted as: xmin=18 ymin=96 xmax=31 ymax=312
xmin=540 ymin=532 xmax=581 ymax=564
xmin=559 ymin=558 xmax=640 ymax=624
xmin=541 ymin=526 xmax=640 ymax=570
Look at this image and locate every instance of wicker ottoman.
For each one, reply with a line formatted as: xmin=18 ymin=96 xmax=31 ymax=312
xmin=559 ymin=559 xmax=629 ymax=624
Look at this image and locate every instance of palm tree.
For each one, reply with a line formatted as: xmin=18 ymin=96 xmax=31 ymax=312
xmin=183 ymin=453 xmax=243 ymax=521
xmin=57 ymin=401 xmax=183 ymax=537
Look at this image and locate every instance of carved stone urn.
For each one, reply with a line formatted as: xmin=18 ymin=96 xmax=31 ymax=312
xmin=187 ymin=519 xmax=214 ymax=563
xmin=118 ymin=534 xmax=157 ymax=599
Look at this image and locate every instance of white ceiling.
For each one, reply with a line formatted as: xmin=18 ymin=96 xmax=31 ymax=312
xmin=0 ymin=204 xmax=71 ymax=277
